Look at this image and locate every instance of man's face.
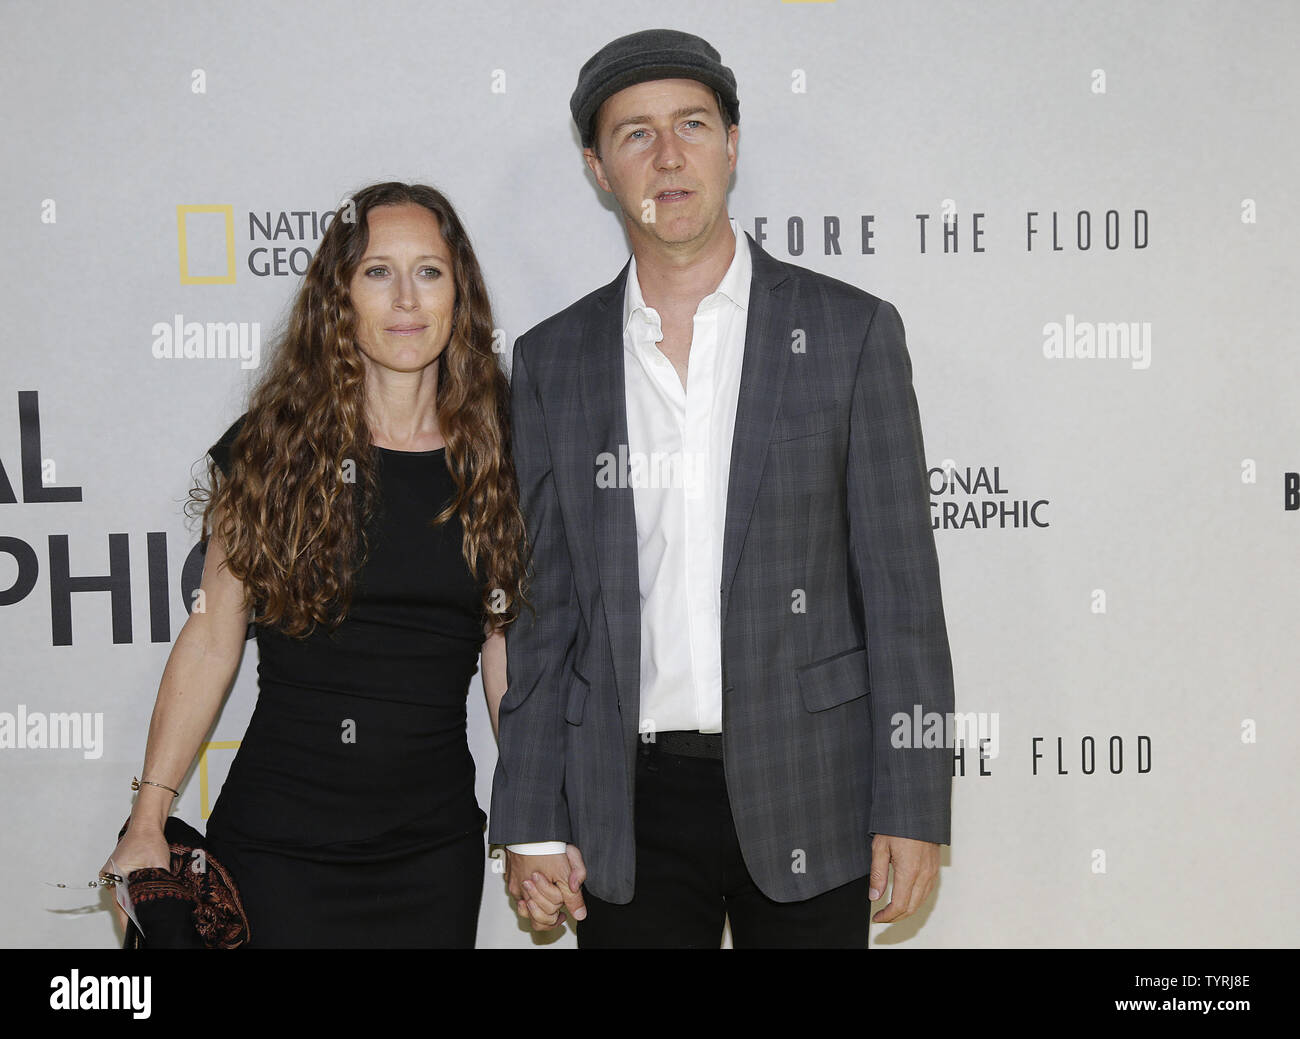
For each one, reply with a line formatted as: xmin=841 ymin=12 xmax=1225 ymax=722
xmin=584 ymin=78 xmax=737 ymax=250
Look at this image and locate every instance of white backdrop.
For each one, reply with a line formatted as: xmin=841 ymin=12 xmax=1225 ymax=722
xmin=2 ymin=0 xmax=1297 ymax=948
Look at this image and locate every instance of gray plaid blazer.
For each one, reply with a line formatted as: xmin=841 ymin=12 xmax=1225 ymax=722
xmin=489 ymin=233 xmax=954 ymax=904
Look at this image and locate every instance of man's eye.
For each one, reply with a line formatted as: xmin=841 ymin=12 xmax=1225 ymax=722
xmin=628 ymin=129 xmax=647 ymax=140
xmin=683 ymin=120 xmax=703 ymax=129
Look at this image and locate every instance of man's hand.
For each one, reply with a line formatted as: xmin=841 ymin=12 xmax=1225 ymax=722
xmin=869 ymin=833 xmax=939 ymax=923
xmin=506 ymin=845 xmax=587 ymax=931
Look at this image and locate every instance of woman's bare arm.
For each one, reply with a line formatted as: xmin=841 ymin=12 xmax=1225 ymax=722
xmin=481 ymin=624 xmax=508 ymax=741
xmin=106 ymin=511 xmax=252 ymax=867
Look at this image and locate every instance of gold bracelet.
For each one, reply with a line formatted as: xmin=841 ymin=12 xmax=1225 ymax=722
xmin=131 ymin=776 xmax=180 ymax=798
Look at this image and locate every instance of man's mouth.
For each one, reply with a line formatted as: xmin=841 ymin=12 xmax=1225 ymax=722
xmin=655 ymin=190 xmax=691 ymax=203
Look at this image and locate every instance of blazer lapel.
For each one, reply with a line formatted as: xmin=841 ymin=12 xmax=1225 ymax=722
xmin=720 ymin=236 xmax=793 ymax=626
xmin=579 ymin=262 xmax=642 ymax=729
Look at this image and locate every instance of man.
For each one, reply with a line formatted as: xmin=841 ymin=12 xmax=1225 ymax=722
xmin=490 ymin=29 xmax=955 ymax=948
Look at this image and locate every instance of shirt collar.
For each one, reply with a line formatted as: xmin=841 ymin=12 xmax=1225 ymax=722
xmin=623 ymin=217 xmax=750 ymax=332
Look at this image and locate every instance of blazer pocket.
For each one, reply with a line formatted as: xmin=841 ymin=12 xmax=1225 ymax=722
xmin=796 ymin=646 xmax=871 ymax=712
xmin=770 ymin=402 xmax=836 ymax=443
xmin=564 ymin=669 xmax=590 ymax=725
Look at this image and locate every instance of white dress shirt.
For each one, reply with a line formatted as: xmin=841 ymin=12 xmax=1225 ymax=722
xmin=508 ymin=218 xmax=750 ymax=856
xmin=623 ymin=218 xmax=749 ymax=735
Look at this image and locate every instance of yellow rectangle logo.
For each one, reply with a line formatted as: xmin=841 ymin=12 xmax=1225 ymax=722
xmin=199 ymin=739 xmax=242 ymax=818
xmin=177 ymin=204 xmax=236 ymax=284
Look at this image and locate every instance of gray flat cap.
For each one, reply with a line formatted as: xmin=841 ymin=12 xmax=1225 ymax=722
xmin=570 ymin=29 xmax=739 ymax=148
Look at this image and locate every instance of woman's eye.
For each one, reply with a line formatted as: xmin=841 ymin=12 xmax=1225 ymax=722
xmin=365 ymin=266 xmax=388 ymax=277
xmin=420 ymin=266 xmax=442 ymax=278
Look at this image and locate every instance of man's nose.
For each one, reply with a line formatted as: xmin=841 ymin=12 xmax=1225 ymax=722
xmin=654 ymin=135 xmax=685 ymax=171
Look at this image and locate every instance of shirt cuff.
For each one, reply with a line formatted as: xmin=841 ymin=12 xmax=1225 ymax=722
xmin=506 ymin=841 xmax=568 ymax=855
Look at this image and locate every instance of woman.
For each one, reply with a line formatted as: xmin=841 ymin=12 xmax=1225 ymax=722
xmin=103 ymin=182 xmax=528 ymax=947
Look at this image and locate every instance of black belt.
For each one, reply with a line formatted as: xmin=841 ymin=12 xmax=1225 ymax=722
xmin=642 ymin=729 xmax=723 ymax=759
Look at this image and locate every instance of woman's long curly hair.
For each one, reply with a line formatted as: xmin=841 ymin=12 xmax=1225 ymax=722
xmin=192 ymin=182 xmax=528 ymax=636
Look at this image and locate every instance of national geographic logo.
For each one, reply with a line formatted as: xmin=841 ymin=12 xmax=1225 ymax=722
xmin=929 ymin=462 xmax=1049 ymax=531
xmin=176 ymin=200 xmax=355 ymax=284
xmin=176 ymin=205 xmax=236 ymax=285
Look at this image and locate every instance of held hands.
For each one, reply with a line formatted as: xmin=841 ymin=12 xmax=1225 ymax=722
xmin=506 ymin=845 xmax=587 ymax=931
xmin=869 ymin=833 xmax=940 ymax=924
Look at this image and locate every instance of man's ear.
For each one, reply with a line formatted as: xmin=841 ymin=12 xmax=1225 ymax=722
xmin=583 ymin=147 xmax=611 ymax=193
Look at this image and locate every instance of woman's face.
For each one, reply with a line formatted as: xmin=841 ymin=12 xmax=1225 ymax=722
xmin=348 ymin=203 xmax=456 ymax=375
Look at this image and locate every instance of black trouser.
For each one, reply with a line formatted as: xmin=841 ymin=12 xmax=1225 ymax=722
xmin=576 ymin=738 xmax=870 ymax=948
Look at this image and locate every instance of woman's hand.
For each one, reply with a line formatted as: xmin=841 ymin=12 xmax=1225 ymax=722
xmin=101 ymin=821 xmax=172 ymax=932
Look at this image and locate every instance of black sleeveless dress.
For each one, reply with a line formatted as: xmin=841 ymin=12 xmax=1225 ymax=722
xmin=202 ymin=415 xmax=489 ymax=948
